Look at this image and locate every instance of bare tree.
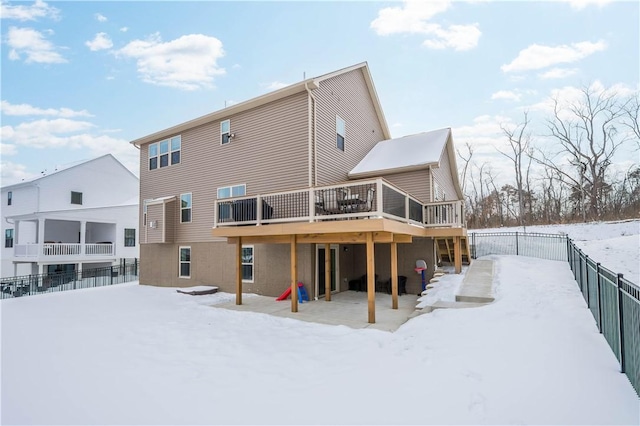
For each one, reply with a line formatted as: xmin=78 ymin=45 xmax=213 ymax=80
xmin=532 ymin=84 xmax=629 ymax=220
xmin=499 ymin=111 xmax=532 ymax=226
xmin=456 ymin=142 xmax=474 ymax=197
xmin=621 ymin=91 xmax=640 ymax=150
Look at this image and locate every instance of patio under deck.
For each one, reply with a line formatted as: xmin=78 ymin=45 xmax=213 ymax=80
xmin=212 ymin=218 xmax=467 ymax=324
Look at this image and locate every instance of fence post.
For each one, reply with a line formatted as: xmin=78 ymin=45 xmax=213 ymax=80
xmin=577 ymin=250 xmax=583 ymax=292
xmin=617 ymin=273 xmax=626 ymax=374
xmin=110 ymin=266 xmax=114 ymax=286
xmin=596 ymin=263 xmax=603 ymax=334
xmin=135 ymin=258 xmax=138 ymax=277
xmin=515 ymin=232 xmax=519 ymax=256
xmin=585 ymin=255 xmax=590 ymax=307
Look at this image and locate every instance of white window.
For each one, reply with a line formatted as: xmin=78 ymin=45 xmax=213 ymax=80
xmin=242 ymin=245 xmax=254 ymax=282
xmin=124 ymin=228 xmax=136 ymax=247
xmin=336 ymin=116 xmax=345 ymax=151
xmin=71 ymin=191 xmax=83 ymax=205
xmin=5 ymin=229 xmax=14 ymax=248
xmin=217 ymin=185 xmax=246 ymax=221
xmin=7 ymin=191 xmax=12 ymax=206
xmin=181 ymin=193 xmax=192 ymax=223
xmin=149 ymin=135 xmax=181 ymax=170
xmin=179 ymin=246 xmax=191 ymax=278
xmin=221 ymin=119 xmax=231 ymax=145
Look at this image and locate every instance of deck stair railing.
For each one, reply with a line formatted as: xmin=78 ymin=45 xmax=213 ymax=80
xmin=213 ymin=178 xmax=463 ymax=228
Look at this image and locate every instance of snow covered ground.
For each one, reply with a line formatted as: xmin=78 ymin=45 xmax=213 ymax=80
xmin=1 ymin=222 xmax=639 ymax=425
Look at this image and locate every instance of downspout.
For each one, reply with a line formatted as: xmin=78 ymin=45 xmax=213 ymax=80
xmin=304 ymin=81 xmax=317 ymax=187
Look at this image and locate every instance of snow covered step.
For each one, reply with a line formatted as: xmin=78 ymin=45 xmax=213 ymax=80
xmin=414 ymin=300 xmax=486 ymax=314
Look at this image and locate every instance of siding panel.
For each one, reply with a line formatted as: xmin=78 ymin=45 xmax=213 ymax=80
xmin=382 ymin=169 xmax=431 ymax=203
xmin=431 ymin=142 xmax=459 ymax=201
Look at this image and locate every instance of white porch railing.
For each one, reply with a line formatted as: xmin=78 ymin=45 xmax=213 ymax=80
xmin=213 ymin=178 xmax=464 ymax=229
xmin=13 ymin=243 xmax=115 ymax=259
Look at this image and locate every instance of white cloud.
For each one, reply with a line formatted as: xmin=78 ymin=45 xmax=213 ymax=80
xmin=0 ymin=160 xmax=32 ymax=185
xmin=491 ymin=90 xmax=522 ymax=102
xmin=6 ymin=26 xmax=66 ymax=63
xmin=85 ymin=32 xmax=113 ymax=51
xmin=539 ymin=68 xmax=578 ymax=79
xmin=120 ymin=27 xmax=128 ymax=32
xmin=1 ymin=100 xmax=93 ymax=117
xmin=116 ymin=33 xmax=226 ymax=90
xmin=501 ymin=40 xmax=606 ymax=73
xmin=556 ymin=0 xmax=613 ymax=10
xmin=0 ymin=0 xmax=59 ymax=21
xmin=371 ymin=0 xmax=481 ymax=51
xmin=1 ymin=143 xmax=18 ymax=156
xmin=1 ymin=118 xmax=95 ymax=147
xmin=95 ymin=13 xmax=107 ymax=22
xmin=263 ymin=81 xmax=290 ymax=91
xmin=454 ymin=114 xmax=514 ymax=153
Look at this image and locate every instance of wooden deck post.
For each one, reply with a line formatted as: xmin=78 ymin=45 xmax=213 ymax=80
xmin=290 ymin=234 xmax=298 ymax=313
xmin=366 ymin=232 xmax=375 ymax=323
xmin=454 ymin=236 xmax=462 ymax=274
xmin=324 ymin=243 xmax=331 ymax=301
xmin=236 ymin=237 xmax=242 ymax=305
xmin=390 ymin=241 xmax=398 ymax=310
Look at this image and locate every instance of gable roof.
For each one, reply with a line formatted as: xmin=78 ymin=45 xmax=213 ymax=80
xmin=349 ymin=128 xmax=463 ymax=199
xmin=1 ymin=154 xmax=138 ymax=191
xmin=130 ymin=62 xmax=391 ymax=147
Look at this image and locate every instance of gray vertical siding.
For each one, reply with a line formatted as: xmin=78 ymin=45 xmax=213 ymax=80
xmin=381 ymin=169 xmax=431 ymax=203
xmin=138 ymin=92 xmax=309 ymax=243
xmin=314 ymin=69 xmax=386 ymax=186
xmin=431 ymin=141 xmax=459 ymax=201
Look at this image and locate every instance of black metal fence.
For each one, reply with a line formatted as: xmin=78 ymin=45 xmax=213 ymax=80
xmin=0 ymin=260 xmax=139 ymax=300
xmin=471 ymin=232 xmax=639 ymax=396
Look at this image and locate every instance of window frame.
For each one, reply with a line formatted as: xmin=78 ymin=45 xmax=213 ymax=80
xmin=242 ymin=245 xmax=254 ymax=283
xmin=149 ymin=135 xmax=181 ymax=170
xmin=5 ymin=229 xmax=14 ymax=248
xmin=7 ymin=191 xmax=12 ymax=206
xmin=180 ymin=193 xmax=192 ymax=223
xmin=336 ymin=115 xmax=345 ymax=151
xmin=221 ymin=119 xmax=231 ymax=145
xmin=71 ymin=191 xmax=83 ymax=205
xmin=124 ymin=228 xmax=136 ymax=247
xmin=217 ymin=184 xmax=246 ymax=222
xmin=179 ymin=246 xmax=191 ymax=278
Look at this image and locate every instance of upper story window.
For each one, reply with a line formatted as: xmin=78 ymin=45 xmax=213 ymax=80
xmin=221 ymin=120 xmax=231 ymax=145
xmin=336 ymin=116 xmax=345 ymax=151
xmin=7 ymin=191 xmax=12 ymax=206
xmin=149 ymin=136 xmax=181 ymax=170
xmin=71 ymin=191 xmax=83 ymax=205
xmin=124 ymin=228 xmax=136 ymax=247
xmin=217 ymin=184 xmax=246 ymax=199
xmin=5 ymin=229 xmax=14 ymax=248
xmin=181 ymin=193 xmax=192 ymax=223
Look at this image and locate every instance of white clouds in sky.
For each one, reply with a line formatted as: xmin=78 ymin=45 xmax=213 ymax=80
xmin=6 ymin=26 xmax=66 ymax=63
xmin=120 ymin=27 xmax=128 ymax=32
xmin=1 ymin=100 xmax=93 ymax=117
xmin=94 ymin=13 xmax=107 ymax=22
xmin=539 ymin=68 xmax=578 ymax=79
xmin=501 ymin=40 xmax=607 ymax=73
xmin=370 ymin=0 xmax=481 ymax=51
xmin=116 ymin=33 xmax=226 ymax=90
xmin=0 ymin=0 xmax=59 ymax=21
xmin=491 ymin=90 xmax=522 ymax=102
xmin=556 ymin=0 xmax=614 ymax=10
xmin=85 ymin=32 xmax=113 ymax=51
xmin=263 ymin=81 xmax=290 ymax=91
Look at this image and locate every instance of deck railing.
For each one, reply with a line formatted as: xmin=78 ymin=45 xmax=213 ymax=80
xmin=13 ymin=243 xmax=115 ymax=258
xmin=213 ymin=178 xmax=463 ymax=228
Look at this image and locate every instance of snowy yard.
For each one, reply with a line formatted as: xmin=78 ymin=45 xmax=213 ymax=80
xmin=1 ymin=220 xmax=639 ymax=425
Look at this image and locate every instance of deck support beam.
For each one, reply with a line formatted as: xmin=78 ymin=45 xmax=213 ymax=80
xmin=366 ymin=232 xmax=375 ymax=323
xmin=324 ymin=243 xmax=331 ymax=301
xmin=290 ymin=234 xmax=298 ymax=313
xmin=235 ymin=237 xmax=242 ymax=305
xmin=390 ymin=241 xmax=398 ymax=310
xmin=454 ymin=236 xmax=462 ymax=274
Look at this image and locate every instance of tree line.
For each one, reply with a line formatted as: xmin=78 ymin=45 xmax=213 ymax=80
xmin=459 ymin=85 xmax=640 ymax=229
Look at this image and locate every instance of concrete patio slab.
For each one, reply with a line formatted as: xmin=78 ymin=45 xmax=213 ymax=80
xmin=456 ymin=259 xmax=495 ymax=303
xmin=212 ymin=291 xmax=419 ymax=332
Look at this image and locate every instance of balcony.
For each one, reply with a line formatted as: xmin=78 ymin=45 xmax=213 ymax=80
xmin=213 ymin=178 xmax=464 ymax=229
xmin=13 ymin=243 xmax=115 ymax=262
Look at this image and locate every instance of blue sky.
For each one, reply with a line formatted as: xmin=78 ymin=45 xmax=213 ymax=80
xmin=1 ymin=0 xmax=638 ymax=187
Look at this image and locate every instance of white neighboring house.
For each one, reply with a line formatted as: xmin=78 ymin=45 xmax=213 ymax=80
xmin=1 ymin=154 xmax=139 ymax=278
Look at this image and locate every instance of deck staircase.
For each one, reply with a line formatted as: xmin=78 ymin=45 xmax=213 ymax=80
xmin=435 ymin=236 xmax=471 ymax=265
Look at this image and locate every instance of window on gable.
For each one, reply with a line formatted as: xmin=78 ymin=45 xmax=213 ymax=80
xmin=179 ymin=246 xmax=191 ymax=278
xmin=242 ymin=245 xmax=254 ymax=282
xmin=71 ymin=191 xmax=83 ymax=205
xmin=7 ymin=191 xmax=12 ymax=206
xmin=124 ymin=228 xmax=136 ymax=247
xmin=149 ymin=135 xmax=181 ymax=170
xmin=221 ymin=120 xmax=231 ymax=145
xmin=5 ymin=229 xmax=14 ymax=248
xmin=181 ymin=193 xmax=192 ymax=223
xmin=336 ymin=116 xmax=345 ymax=151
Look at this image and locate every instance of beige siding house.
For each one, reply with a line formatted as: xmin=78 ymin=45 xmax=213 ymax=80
xmin=131 ymin=62 xmax=469 ymax=324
